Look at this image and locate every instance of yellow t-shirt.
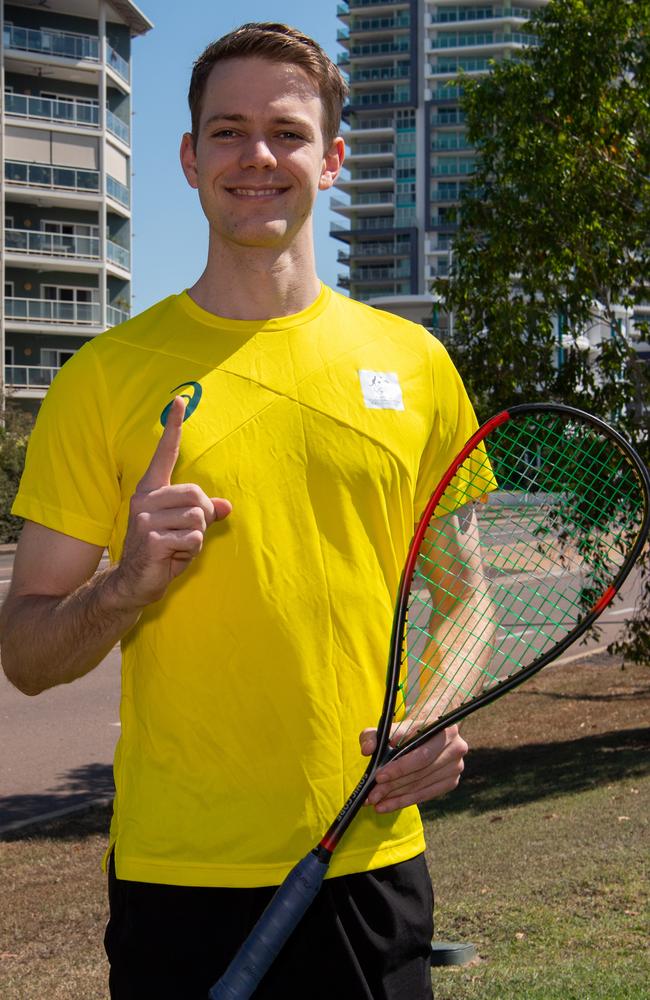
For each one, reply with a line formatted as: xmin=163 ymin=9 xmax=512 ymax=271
xmin=13 ymin=285 xmax=479 ymax=887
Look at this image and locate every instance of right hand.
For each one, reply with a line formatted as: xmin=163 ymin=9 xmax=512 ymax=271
xmin=112 ymin=396 xmax=232 ymax=609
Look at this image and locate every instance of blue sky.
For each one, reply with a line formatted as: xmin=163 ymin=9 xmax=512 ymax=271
xmin=130 ymin=2 xmax=343 ymax=314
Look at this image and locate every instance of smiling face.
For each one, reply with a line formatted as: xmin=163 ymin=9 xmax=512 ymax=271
xmin=180 ymin=57 xmax=344 ymax=254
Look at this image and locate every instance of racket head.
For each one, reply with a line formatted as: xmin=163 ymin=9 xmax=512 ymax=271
xmin=388 ymin=402 xmax=650 ymax=759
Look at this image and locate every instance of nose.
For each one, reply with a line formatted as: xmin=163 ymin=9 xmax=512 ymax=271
xmin=239 ymin=136 xmax=277 ymax=170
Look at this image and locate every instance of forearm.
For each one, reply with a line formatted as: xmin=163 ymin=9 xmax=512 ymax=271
xmin=0 ymin=567 xmax=141 ymax=696
xmin=404 ymin=588 xmax=496 ymax=735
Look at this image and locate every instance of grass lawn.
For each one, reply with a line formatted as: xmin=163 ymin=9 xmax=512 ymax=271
xmin=1 ymin=653 xmax=648 ymax=999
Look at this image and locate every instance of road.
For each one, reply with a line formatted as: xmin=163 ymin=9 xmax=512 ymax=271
xmin=0 ymin=549 xmax=642 ymax=834
xmin=0 ymin=550 xmax=120 ymax=833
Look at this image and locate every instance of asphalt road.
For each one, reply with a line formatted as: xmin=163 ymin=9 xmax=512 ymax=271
xmin=0 ymin=550 xmax=120 ymax=833
xmin=0 ymin=550 xmax=642 ymax=834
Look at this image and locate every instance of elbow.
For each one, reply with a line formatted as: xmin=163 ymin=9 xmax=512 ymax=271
xmin=0 ymin=629 xmax=44 ymax=696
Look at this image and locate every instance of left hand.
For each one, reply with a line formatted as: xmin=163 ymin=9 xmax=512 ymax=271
xmin=359 ymin=725 xmax=468 ymax=813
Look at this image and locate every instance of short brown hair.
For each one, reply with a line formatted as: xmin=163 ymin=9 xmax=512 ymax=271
xmin=188 ymin=22 xmax=348 ymax=149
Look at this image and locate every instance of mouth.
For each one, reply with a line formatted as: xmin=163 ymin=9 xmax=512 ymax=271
xmin=226 ymin=187 xmax=289 ymax=199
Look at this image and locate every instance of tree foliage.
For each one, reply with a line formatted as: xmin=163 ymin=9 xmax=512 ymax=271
xmin=435 ymin=0 xmax=650 ymax=660
xmin=0 ymin=404 xmax=33 ymax=543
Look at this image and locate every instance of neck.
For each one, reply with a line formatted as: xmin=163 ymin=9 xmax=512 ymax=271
xmin=188 ymin=228 xmax=322 ymax=321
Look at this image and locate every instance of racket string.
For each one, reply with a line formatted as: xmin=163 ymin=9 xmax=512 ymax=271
xmin=391 ymin=413 xmax=646 ymax=745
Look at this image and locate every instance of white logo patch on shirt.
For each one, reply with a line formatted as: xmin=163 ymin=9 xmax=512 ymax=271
xmin=359 ymin=370 xmax=404 ymax=411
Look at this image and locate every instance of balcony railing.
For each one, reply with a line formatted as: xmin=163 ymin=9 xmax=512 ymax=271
xmin=350 ymin=65 xmax=410 ymax=83
xmin=432 ymin=158 xmax=476 ymax=176
xmin=107 ymin=174 xmax=130 ymax=207
xmin=106 ymin=42 xmax=130 ymax=83
xmin=5 ymin=297 xmax=100 ymax=325
xmin=344 ymin=39 xmax=410 ymax=59
xmin=3 ymin=22 xmax=99 ymax=62
xmin=5 ymin=91 xmax=99 ymax=127
xmin=107 ymin=239 xmax=130 ymax=270
xmin=348 ymin=16 xmax=410 ymax=32
xmin=5 ymin=160 xmax=100 ymax=193
xmin=351 ymin=265 xmax=411 ymax=281
xmin=350 ymin=89 xmax=410 ymax=107
xmin=431 ymin=31 xmax=537 ymax=48
xmin=5 ymin=227 xmax=100 ymax=259
xmin=5 ymin=364 xmax=60 ymax=390
xmin=106 ymin=108 xmax=130 ymax=144
xmin=4 ymin=93 xmax=130 ymax=143
xmin=348 ymin=142 xmax=394 ymax=155
xmin=431 ymin=6 xmax=534 ymax=24
xmin=107 ymin=305 xmax=130 ymax=326
xmin=338 ymin=241 xmax=409 ymax=261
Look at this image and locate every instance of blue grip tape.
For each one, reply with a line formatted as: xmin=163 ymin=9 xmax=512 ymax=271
xmin=208 ymin=850 xmax=329 ymax=1000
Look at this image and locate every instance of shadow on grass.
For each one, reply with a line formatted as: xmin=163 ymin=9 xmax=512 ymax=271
xmin=422 ymin=726 xmax=650 ymax=820
xmin=0 ymin=762 xmax=114 ymax=839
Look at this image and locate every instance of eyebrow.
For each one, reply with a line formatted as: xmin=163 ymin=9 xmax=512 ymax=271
xmin=202 ymin=113 xmax=314 ymax=133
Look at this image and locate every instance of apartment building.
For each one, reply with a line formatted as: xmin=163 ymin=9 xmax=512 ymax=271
xmin=0 ymin=0 xmax=152 ymax=411
xmin=334 ymin=0 xmax=547 ymax=328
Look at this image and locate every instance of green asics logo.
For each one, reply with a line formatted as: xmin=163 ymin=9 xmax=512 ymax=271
xmin=160 ymin=381 xmax=203 ymax=426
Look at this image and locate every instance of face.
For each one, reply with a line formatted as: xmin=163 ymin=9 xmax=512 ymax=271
xmin=180 ymin=57 xmax=344 ymax=251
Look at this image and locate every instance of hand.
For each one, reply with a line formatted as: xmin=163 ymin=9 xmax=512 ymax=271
xmin=359 ymin=725 xmax=468 ymax=814
xmin=112 ymin=396 xmax=232 ymax=609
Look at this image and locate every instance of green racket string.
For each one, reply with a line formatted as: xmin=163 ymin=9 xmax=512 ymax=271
xmin=391 ymin=411 xmax=645 ymax=739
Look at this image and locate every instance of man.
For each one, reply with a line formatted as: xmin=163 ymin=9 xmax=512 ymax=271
xmin=1 ymin=23 xmax=476 ymax=1000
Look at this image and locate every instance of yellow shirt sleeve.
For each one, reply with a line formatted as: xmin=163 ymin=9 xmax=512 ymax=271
xmin=12 ymin=342 xmax=120 ymax=546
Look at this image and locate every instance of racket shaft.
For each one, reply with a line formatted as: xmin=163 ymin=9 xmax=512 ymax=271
xmin=208 ymin=850 xmax=330 ymax=1000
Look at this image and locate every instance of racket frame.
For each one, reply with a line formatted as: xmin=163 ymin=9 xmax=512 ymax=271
xmin=320 ymin=403 xmax=650 ymax=850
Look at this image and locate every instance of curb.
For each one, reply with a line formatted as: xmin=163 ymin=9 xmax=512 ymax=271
xmin=0 ymin=795 xmax=113 ymax=837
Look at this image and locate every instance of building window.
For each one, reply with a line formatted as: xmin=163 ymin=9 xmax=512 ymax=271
xmin=41 ymin=348 xmax=76 ymax=368
xmin=42 ymin=285 xmax=97 ymax=304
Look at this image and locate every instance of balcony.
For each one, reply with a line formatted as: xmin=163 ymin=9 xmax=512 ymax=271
xmin=107 ymin=174 xmax=130 ymax=208
xmin=430 ymin=6 xmax=535 ymax=25
xmin=349 ymin=88 xmax=411 ymax=108
xmin=107 ymin=305 xmax=130 ymax=326
xmin=348 ymin=0 xmax=409 ymax=8
xmin=429 ymin=31 xmax=537 ymax=50
xmin=106 ymin=42 xmax=130 ymax=84
xmin=338 ymin=240 xmax=410 ymax=261
xmin=4 ymin=92 xmax=130 ymax=144
xmin=347 ymin=15 xmax=411 ymax=36
xmin=350 ymin=65 xmax=410 ymax=84
xmin=342 ymin=39 xmax=410 ymax=61
xmin=351 ymin=265 xmax=411 ymax=281
xmin=431 ymin=57 xmax=493 ymax=74
xmin=5 ymin=364 xmax=60 ymax=392
xmin=106 ymin=109 xmax=130 ymax=144
xmin=4 ymin=22 xmax=99 ymax=63
xmin=5 ymin=297 xmax=100 ymax=325
xmin=5 ymin=159 xmax=99 ymax=194
xmin=432 ymin=158 xmax=476 ymax=176
xmin=5 ymin=227 xmax=100 ymax=260
xmin=107 ymin=239 xmax=130 ymax=270
xmin=5 ymin=92 xmax=99 ymax=128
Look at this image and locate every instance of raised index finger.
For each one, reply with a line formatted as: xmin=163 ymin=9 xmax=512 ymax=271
xmin=138 ymin=395 xmax=186 ymax=492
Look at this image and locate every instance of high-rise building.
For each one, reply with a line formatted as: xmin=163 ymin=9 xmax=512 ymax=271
xmin=334 ymin=0 xmax=547 ymax=328
xmin=0 ymin=0 xmax=152 ymax=411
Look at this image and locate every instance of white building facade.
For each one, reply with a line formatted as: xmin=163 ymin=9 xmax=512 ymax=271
xmin=0 ymin=0 xmax=152 ymax=410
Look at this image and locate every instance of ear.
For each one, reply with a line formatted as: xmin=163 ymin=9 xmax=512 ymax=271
xmin=180 ymin=132 xmax=199 ymax=190
xmin=318 ymin=136 xmax=345 ymax=191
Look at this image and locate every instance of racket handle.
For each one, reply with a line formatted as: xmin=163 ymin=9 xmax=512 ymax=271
xmin=208 ymin=849 xmax=330 ymax=1000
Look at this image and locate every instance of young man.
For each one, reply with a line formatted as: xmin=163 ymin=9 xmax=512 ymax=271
xmin=1 ymin=23 xmax=477 ymax=1000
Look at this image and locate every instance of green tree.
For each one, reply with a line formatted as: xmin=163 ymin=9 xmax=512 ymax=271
xmin=0 ymin=404 xmax=33 ymax=543
xmin=435 ymin=0 xmax=650 ymax=659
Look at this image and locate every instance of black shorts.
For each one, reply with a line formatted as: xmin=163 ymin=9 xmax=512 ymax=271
xmin=104 ymin=852 xmax=434 ymax=1000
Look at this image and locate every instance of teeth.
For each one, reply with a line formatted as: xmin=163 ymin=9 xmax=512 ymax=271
xmin=231 ymin=188 xmax=282 ymax=197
